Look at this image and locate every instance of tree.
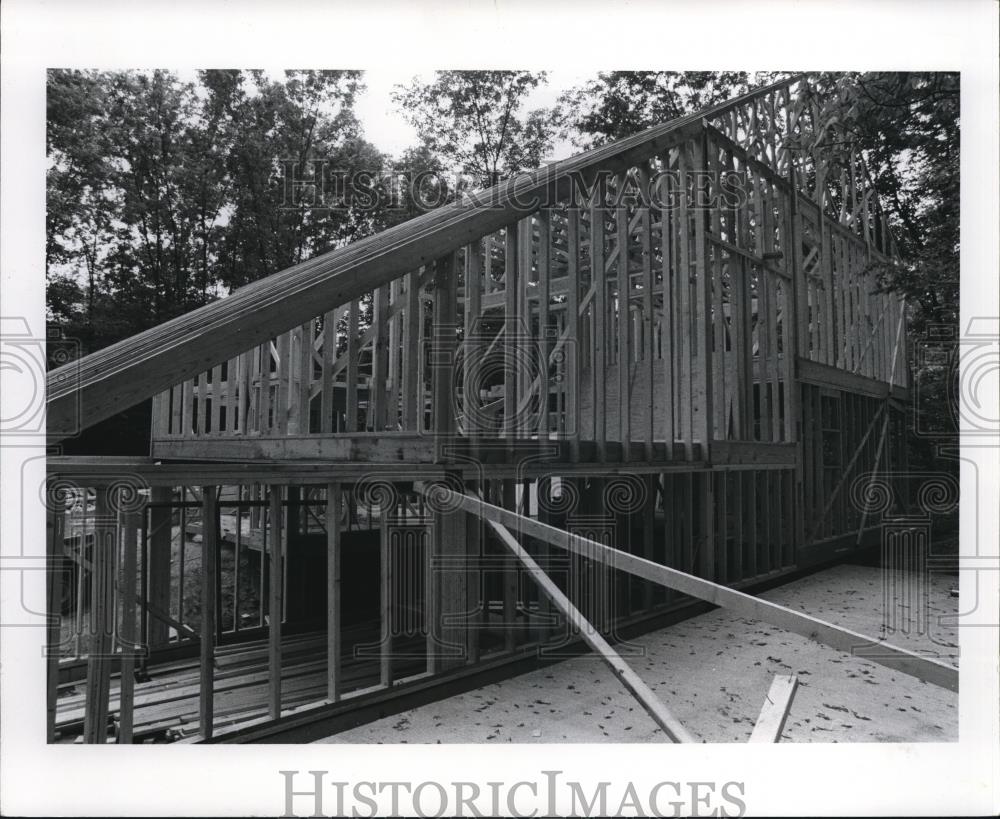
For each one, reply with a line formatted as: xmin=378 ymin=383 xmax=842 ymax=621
xmin=555 ymin=71 xmax=769 ymax=148
xmin=392 ymin=71 xmax=554 ymax=188
xmin=46 ymin=70 xmax=118 ymax=350
xmin=212 ymin=69 xmax=377 ymax=288
xmin=46 ymin=69 xmax=392 ymax=355
xmin=798 ymin=73 xmax=959 ymax=469
xmin=800 ymin=73 xmax=959 ymax=331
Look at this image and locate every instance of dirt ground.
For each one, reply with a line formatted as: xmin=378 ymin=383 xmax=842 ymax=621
xmin=316 ymin=558 xmax=959 ymax=743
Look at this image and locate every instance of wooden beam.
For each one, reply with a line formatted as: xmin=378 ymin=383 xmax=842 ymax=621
xmin=537 ymin=211 xmax=551 ymax=441
xmin=82 ymin=487 xmax=114 ymax=744
xmin=402 ymin=271 xmax=421 ymax=430
xmin=432 ymin=488 xmax=959 ymax=692
xmin=46 ymin=498 xmax=66 ymax=742
xmin=296 ymin=321 xmax=313 ymax=434
xmin=146 ymin=487 xmax=173 ymax=648
xmin=372 ymin=284 xmax=389 ymax=430
xmin=431 ymin=253 xmax=458 ymax=460
xmin=592 ymin=180 xmax=608 ymax=460
xmin=276 ymin=332 xmax=291 ymax=435
xmin=485 ymin=514 xmax=694 ymax=742
xmin=463 ymin=242 xmax=484 ymax=443
xmin=321 ymin=311 xmax=335 ymax=433
xmin=566 ymin=204 xmax=581 ymax=460
xmin=326 ymin=482 xmax=342 ymax=702
xmin=380 ymin=512 xmax=393 ymax=686
xmin=152 ymin=432 xmax=436 ymax=463
xmin=692 ymin=136 xmax=713 ymax=459
xmin=117 ymin=509 xmax=140 ymax=742
xmin=346 ymin=300 xmax=359 ymax=432
xmin=504 ymin=225 xmax=519 ymax=447
xmin=615 ymin=175 xmax=631 ymax=450
xmin=50 ymin=456 xmax=446 ymax=486
xmin=797 ymin=356 xmax=903 ymax=400
xmin=435 ymin=478 xmax=470 ymax=671
xmin=749 ymin=674 xmax=798 ymax=742
xmin=199 ymin=487 xmax=218 ymax=739
xmin=268 ymin=486 xmax=283 ymax=719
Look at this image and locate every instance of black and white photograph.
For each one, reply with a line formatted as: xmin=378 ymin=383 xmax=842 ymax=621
xmin=1 ymin=1 xmax=997 ymax=816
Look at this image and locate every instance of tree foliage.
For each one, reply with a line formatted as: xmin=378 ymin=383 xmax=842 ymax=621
xmin=803 ymin=73 xmax=959 ymax=333
xmin=802 ymin=73 xmax=959 ymax=467
xmin=46 ymin=68 xmax=385 ymax=358
xmin=392 ymin=71 xmax=554 ymax=188
xmin=555 ymin=71 xmax=771 ymax=147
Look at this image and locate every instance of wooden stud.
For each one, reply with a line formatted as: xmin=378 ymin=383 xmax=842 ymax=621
xmin=346 ymin=301 xmax=359 ymax=433
xmin=46 ymin=495 xmax=66 ymax=742
xmin=380 ymin=509 xmax=393 ymax=686
xmin=82 ymin=487 xmax=113 ymax=744
xmin=432 ymin=254 xmax=458 ymax=460
xmin=591 ymin=178 xmax=607 ymax=461
xmin=403 ymin=273 xmax=421 ymax=430
xmin=615 ymin=173 xmax=631 ymax=452
xmin=321 ymin=311 xmax=335 ymax=433
xmin=677 ymin=146 xmax=694 ymax=458
xmin=372 ymin=284 xmax=389 ymax=431
xmin=538 ymin=212 xmax=551 ymax=443
xmin=504 ymin=226 xmax=519 ymax=446
xmin=296 ymin=321 xmax=313 ymax=434
xmin=268 ymin=485 xmax=283 ymax=718
xmin=326 ymin=482 xmax=341 ymax=701
xmin=466 ymin=492 xmax=483 ymax=664
xmin=199 ymin=487 xmax=217 ymax=738
xmin=638 ymin=167 xmax=656 ymax=459
xmin=463 ymin=242 xmax=484 ymax=442
xmin=502 ymin=479 xmax=518 ymax=652
xmin=659 ymin=154 xmax=676 ymax=455
xmin=566 ymin=204 xmax=581 ymax=461
xmin=276 ymin=333 xmax=291 ymax=435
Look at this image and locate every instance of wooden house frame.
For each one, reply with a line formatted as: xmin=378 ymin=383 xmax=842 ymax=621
xmin=46 ymin=75 xmax=946 ymax=744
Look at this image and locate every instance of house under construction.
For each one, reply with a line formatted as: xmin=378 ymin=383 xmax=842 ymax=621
xmin=45 ymin=74 xmax=955 ymax=745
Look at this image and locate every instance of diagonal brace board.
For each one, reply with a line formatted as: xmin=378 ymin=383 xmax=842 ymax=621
xmin=484 ymin=515 xmax=695 ymax=743
xmin=749 ymin=674 xmax=798 ymax=742
xmin=431 ymin=487 xmax=959 ymax=693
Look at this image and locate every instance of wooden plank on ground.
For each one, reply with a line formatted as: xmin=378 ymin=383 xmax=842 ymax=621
xmin=749 ymin=674 xmax=798 ymax=742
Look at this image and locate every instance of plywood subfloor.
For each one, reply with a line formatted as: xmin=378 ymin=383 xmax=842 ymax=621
xmin=316 ymin=559 xmax=959 ymax=743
